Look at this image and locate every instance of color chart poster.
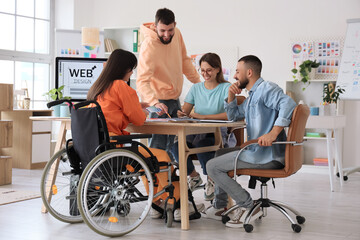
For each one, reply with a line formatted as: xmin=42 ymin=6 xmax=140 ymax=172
xmin=291 ymin=39 xmax=341 ymax=77
xmin=315 ymin=41 xmax=341 ymax=75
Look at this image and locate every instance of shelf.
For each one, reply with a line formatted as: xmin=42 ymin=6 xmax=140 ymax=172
xmin=304 ymin=136 xmax=334 ymax=140
xmin=286 ymin=79 xmax=336 ymax=83
xmin=103 ymin=27 xmax=140 ymax=53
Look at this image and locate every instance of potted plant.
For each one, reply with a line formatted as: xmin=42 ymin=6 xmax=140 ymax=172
xmin=43 ymin=85 xmax=71 ymax=117
xmin=43 ymin=85 xmax=71 ymax=101
xmin=322 ymin=83 xmax=345 ymax=116
xmin=291 ymin=60 xmax=320 ymax=91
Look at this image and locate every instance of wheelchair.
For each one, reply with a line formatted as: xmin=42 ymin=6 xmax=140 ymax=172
xmin=40 ymin=100 xmax=201 ymax=237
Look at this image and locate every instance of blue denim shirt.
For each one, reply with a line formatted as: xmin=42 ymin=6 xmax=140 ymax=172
xmin=225 ymin=78 xmax=296 ymax=165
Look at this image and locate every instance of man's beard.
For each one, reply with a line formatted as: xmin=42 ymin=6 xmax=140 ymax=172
xmin=158 ymin=34 xmax=174 ymax=45
xmin=238 ymin=78 xmax=249 ymax=89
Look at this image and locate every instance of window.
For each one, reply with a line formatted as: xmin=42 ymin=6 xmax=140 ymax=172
xmin=0 ymin=0 xmax=53 ymax=103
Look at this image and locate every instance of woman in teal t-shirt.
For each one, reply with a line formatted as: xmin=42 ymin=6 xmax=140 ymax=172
xmin=171 ymin=53 xmax=236 ymax=201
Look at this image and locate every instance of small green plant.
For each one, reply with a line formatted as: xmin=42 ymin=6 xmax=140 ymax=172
xmin=43 ymin=85 xmax=71 ymax=101
xmin=291 ymin=60 xmax=320 ymax=91
xmin=322 ymin=83 xmax=345 ymax=104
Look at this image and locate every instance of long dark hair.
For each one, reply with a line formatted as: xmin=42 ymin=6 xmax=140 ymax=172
xmin=199 ymin=53 xmax=227 ymax=83
xmin=87 ymin=49 xmax=137 ymax=100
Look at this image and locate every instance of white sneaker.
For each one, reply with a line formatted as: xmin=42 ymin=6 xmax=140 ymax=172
xmin=149 ymin=201 xmax=165 ymax=219
xmin=174 ymin=202 xmax=205 ymax=221
xmin=188 ymin=174 xmax=203 ymax=191
xmin=150 ymin=208 xmax=162 ymax=219
xmin=204 ymin=178 xmax=215 ymax=201
xmin=202 ymin=205 xmax=226 ymax=221
xmin=225 ymin=207 xmax=263 ymax=228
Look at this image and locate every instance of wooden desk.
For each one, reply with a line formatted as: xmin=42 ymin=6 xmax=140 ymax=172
xmin=31 ymin=116 xmax=245 ymax=229
xmin=125 ymin=120 xmax=245 ymax=230
xmin=306 ymin=115 xmax=346 ymax=192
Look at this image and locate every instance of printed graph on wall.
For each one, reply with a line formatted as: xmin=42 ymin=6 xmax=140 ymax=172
xmin=291 ymin=37 xmax=344 ymax=80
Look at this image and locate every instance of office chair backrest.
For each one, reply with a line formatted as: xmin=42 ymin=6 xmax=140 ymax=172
xmin=283 ymin=104 xmax=310 ymax=175
xmin=71 ymin=101 xmax=110 ymax=169
xmin=229 ymin=104 xmax=310 ymax=179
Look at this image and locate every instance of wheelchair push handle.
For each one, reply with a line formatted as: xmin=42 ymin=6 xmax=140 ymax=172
xmin=73 ymin=100 xmax=101 ymax=110
xmin=47 ymin=99 xmax=73 ymax=109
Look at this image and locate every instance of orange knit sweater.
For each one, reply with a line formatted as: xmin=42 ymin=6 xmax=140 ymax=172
xmin=97 ymin=80 xmax=146 ymax=135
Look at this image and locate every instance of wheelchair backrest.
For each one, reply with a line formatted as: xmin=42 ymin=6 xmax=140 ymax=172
xmin=71 ymin=101 xmax=110 ymax=169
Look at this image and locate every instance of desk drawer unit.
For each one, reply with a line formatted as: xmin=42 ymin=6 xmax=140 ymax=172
xmin=31 ymin=120 xmax=51 ymax=167
xmin=1 ymin=110 xmax=52 ymax=169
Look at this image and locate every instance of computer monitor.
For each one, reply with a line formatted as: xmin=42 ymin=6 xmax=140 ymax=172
xmin=55 ymin=57 xmax=108 ymax=101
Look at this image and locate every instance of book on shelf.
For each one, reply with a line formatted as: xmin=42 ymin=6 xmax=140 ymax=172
xmin=104 ymin=38 xmax=119 ymax=53
xmin=133 ymin=29 xmax=138 ymax=52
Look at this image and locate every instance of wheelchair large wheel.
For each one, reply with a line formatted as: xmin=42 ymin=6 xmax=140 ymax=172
xmin=77 ymin=149 xmax=154 ymax=237
xmin=40 ymin=148 xmax=83 ymax=223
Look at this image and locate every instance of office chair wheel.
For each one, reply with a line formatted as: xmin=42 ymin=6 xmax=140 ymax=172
xmin=222 ymin=215 xmax=230 ymax=224
xmin=40 ymin=148 xmax=83 ymax=223
xmin=244 ymin=224 xmax=253 ymax=233
xmin=77 ymin=149 xmax=154 ymax=237
xmin=292 ymin=224 xmax=302 ymax=233
xmin=296 ymin=216 xmax=306 ymax=224
xmin=336 ymin=172 xmax=348 ymax=181
xmin=166 ymin=209 xmax=173 ymax=228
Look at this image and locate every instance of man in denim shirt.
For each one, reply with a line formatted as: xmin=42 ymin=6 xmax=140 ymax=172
xmin=203 ymin=55 xmax=296 ymax=228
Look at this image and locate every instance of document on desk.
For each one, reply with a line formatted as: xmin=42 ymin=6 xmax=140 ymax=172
xmin=146 ymin=117 xmax=235 ymax=123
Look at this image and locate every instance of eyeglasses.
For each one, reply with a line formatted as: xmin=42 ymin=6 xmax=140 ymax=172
xmin=198 ymin=68 xmax=215 ymax=75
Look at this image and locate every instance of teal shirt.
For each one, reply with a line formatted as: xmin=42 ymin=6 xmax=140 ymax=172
xmin=185 ymin=82 xmax=231 ymax=114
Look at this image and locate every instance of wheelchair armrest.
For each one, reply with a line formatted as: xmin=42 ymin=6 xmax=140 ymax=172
xmin=110 ymin=134 xmax=152 ymax=143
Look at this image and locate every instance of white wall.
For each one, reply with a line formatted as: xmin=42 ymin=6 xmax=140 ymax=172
xmin=61 ymin=0 xmax=360 ymax=168
xmin=55 ymin=0 xmax=74 ymax=29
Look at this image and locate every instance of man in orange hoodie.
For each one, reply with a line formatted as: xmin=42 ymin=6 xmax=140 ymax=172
xmin=137 ymin=8 xmax=200 ymax=156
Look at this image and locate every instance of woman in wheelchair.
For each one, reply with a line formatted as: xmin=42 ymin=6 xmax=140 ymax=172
xmin=87 ymin=49 xmax=203 ymax=221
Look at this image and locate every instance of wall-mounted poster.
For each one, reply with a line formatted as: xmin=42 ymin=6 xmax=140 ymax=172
xmin=291 ymin=38 xmax=342 ymax=79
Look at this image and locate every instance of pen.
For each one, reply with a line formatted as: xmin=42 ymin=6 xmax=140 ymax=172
xmin=166 ymin=112 xmax=172 ymax=118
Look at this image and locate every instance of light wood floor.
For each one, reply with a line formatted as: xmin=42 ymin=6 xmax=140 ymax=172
xmin=0 ymin=164 xmax=359 ymax=240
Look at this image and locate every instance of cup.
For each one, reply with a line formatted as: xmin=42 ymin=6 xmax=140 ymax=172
xmin=23 ymin=98 xmax=30 ymax=109
xmin=60 ymin=105 xmax=70 ymax=117
xmin=310 ymin=107 xmax=319 ymax=116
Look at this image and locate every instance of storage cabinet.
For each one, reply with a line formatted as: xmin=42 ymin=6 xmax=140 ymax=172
xmin=286 ymin=79 xmax=339 ymax=165
xmin=0 ymin=83 xmax=13 ymax=185
xmin=1 ymin=110 xmax=52 ymax=169
xmin=103 ymin=27 xmax=140 ymax=55
xmin=103 ymin=27 xmax=140 ymax=89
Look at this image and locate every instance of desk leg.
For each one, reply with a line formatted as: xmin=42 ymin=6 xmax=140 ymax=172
xmin=334 ymin=129 xmax=344 ymax=186
xmin=178 ymin=128 xmax=189 ymax=230
xmin=41 ymin=122 xmax=67 ymax=213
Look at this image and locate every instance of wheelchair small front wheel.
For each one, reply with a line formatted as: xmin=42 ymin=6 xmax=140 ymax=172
xmin=166 ymin=209 xmax=173 ymax=228
xmin=77 ymin=149 xmax=154 ymax=237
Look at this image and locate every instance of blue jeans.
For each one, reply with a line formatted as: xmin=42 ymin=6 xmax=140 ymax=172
xmin=207 ymin=147 xmax=284 ymax=209
xmin=171 ymin=133 xmax=215 ymax=176
xmin=149 ymin=99 xmax=181 ymax=161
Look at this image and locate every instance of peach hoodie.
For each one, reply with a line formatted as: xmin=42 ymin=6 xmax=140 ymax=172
xmin=136 ymin=22 xmax=200 ymax=106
